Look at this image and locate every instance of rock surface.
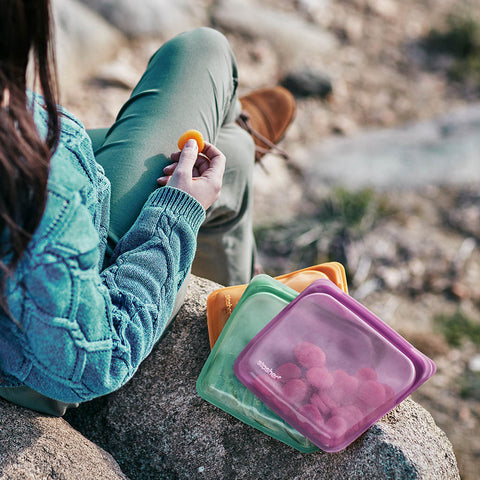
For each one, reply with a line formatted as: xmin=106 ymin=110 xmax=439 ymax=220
xmin=281 ymin=68 xmax=334 ymax=99
xmin=80 ymin=0 xmax=207 ymax=39
xmin=65 ymin=276 xmax=460 ymax=480
xmin=52 ymin=0 xmax=125 ymax=90
xmin=301 ymin=104 xmax=480 ymax=193
xmin=212 ymin=0 xmax=338 ymax=70
xmin=13 ymin=0 xmax=476 ymax=477
xmin=0 ymin=400 xmax=127 ymax=480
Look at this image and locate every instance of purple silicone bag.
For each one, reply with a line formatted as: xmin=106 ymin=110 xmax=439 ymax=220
xmin=233 ymin=279 xmax=436 ymax=453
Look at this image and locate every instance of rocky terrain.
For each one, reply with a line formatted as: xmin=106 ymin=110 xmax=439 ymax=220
xmin=55 ymin=0 xmax=480 ymax=478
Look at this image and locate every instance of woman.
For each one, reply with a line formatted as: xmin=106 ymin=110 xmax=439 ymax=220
xmin=0 ymin=0 xmax=295 ymax=416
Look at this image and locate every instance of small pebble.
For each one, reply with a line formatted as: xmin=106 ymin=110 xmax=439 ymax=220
xmin=468 ymin=354 xmax=480 ymax=372
xmin=280 ymin=68 xmax=333 ymax=99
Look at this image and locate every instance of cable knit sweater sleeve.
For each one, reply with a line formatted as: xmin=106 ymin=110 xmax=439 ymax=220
xmin=0 ymin=185 xmax=205 ymax=403
xmin=0 ymin=94 xmax=207 ymax=403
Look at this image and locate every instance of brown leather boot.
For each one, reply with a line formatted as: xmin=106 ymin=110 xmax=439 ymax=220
xmin=237 ymin=86 xmax=296 ymax=164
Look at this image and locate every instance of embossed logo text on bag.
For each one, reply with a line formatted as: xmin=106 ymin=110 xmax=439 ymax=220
xmin=256 ymin=360 xmax=281 ymax=379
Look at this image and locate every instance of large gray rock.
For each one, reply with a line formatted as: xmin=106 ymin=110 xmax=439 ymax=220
xmin=300 ymin=103 xmax=480 ymax=196
xmin=52 ymin=0 xmax=125 ymax=90
xmin=0 ymin=400 xmax=128 ymax=479
xmin=65 ymin=275 xmax=460 ymax=480
xmin=212 ymin=0 xmax=338 ymax=70
xmin=80 ymin=0 xmax=208 ymax=39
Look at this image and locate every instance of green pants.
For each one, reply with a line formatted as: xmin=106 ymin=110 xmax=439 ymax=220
xmin=90 ymin=27 xmax=255 ymax=287
xmin=0 ymin=28 xmax=255 ymax=416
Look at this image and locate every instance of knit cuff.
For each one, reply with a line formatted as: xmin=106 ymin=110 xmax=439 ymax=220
xmin=146 ymin=187 xmax=206 ymax=233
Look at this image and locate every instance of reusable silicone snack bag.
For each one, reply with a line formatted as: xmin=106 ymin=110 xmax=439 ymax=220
xmin=198 ymin=274 xmax=343 ymax=452
xmin=206 ymin=262 xmax=347 ymax=348
xmin=234 ymin=279 xmax=436 ymax=453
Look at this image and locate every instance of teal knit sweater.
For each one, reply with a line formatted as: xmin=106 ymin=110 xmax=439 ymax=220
xmin=0 ymin=94 xmax=205 ymax=403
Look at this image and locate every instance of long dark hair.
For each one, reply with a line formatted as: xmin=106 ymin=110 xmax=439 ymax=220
xmin=0 ymin=0 xmax=60 ymax=315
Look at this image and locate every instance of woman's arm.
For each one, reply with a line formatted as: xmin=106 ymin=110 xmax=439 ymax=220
xmin=11 ymin=186 xmax=203 ymax=403
xmin=4 ymin=142 xmax=225 ymax=403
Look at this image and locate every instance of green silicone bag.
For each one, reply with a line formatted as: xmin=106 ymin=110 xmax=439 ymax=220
xmin=196 ymin=274 xmax=319 ymax=452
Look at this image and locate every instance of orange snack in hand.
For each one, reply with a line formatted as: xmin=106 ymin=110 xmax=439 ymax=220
xmin=177 ymin=129 xmax=205 ymax=152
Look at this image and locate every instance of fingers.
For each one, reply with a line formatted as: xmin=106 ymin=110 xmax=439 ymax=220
xmin=201 ymin=142 xmax=220 ymax=158
xmin=175 ymin=139 xmax=198 ymax=177
xmin=157 ymin=140 xmax=225 ymax=188
xmin=156 ymin=161 xmax=177 ymax=186
xmin=170 ymin=152 xmax=181 ymax=162
xmin=163 ymin=162 xmax=177 ymax=175
xmin=196 ymin=158 xmax=210 ymax=176
xmin=171 ymin=141 xmax=218 ymax=161
xmin=201 ymin=142 xmax=226 ymax=179
xmin=156 ymin=175 xmax=170 ymax=186
xmin=167 ymin=141 xmax=223 ymax=176
xmin=155 ymin=140 xmax=225 ymax=210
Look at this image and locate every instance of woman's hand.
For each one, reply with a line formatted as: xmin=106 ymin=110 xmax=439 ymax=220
xmin=157 ymin=139 xmax=225 ymax=211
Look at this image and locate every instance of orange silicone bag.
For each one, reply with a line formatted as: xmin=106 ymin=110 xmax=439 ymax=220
xmin=206 ymin=262 xmax=348 ymax=349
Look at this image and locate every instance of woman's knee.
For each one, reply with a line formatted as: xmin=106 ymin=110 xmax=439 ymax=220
xmin=171 ymin=27 xmax=235 ymax=65
xmin=182 ymin=27 xmax=231 ymax=51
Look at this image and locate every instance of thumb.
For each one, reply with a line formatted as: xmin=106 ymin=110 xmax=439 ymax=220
xmin=174 ymin=139 xmax=198 ymax=177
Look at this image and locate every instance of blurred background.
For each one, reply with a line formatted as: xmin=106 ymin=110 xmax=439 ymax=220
xmin=52 ymin=0 xmax=480 ymax=477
